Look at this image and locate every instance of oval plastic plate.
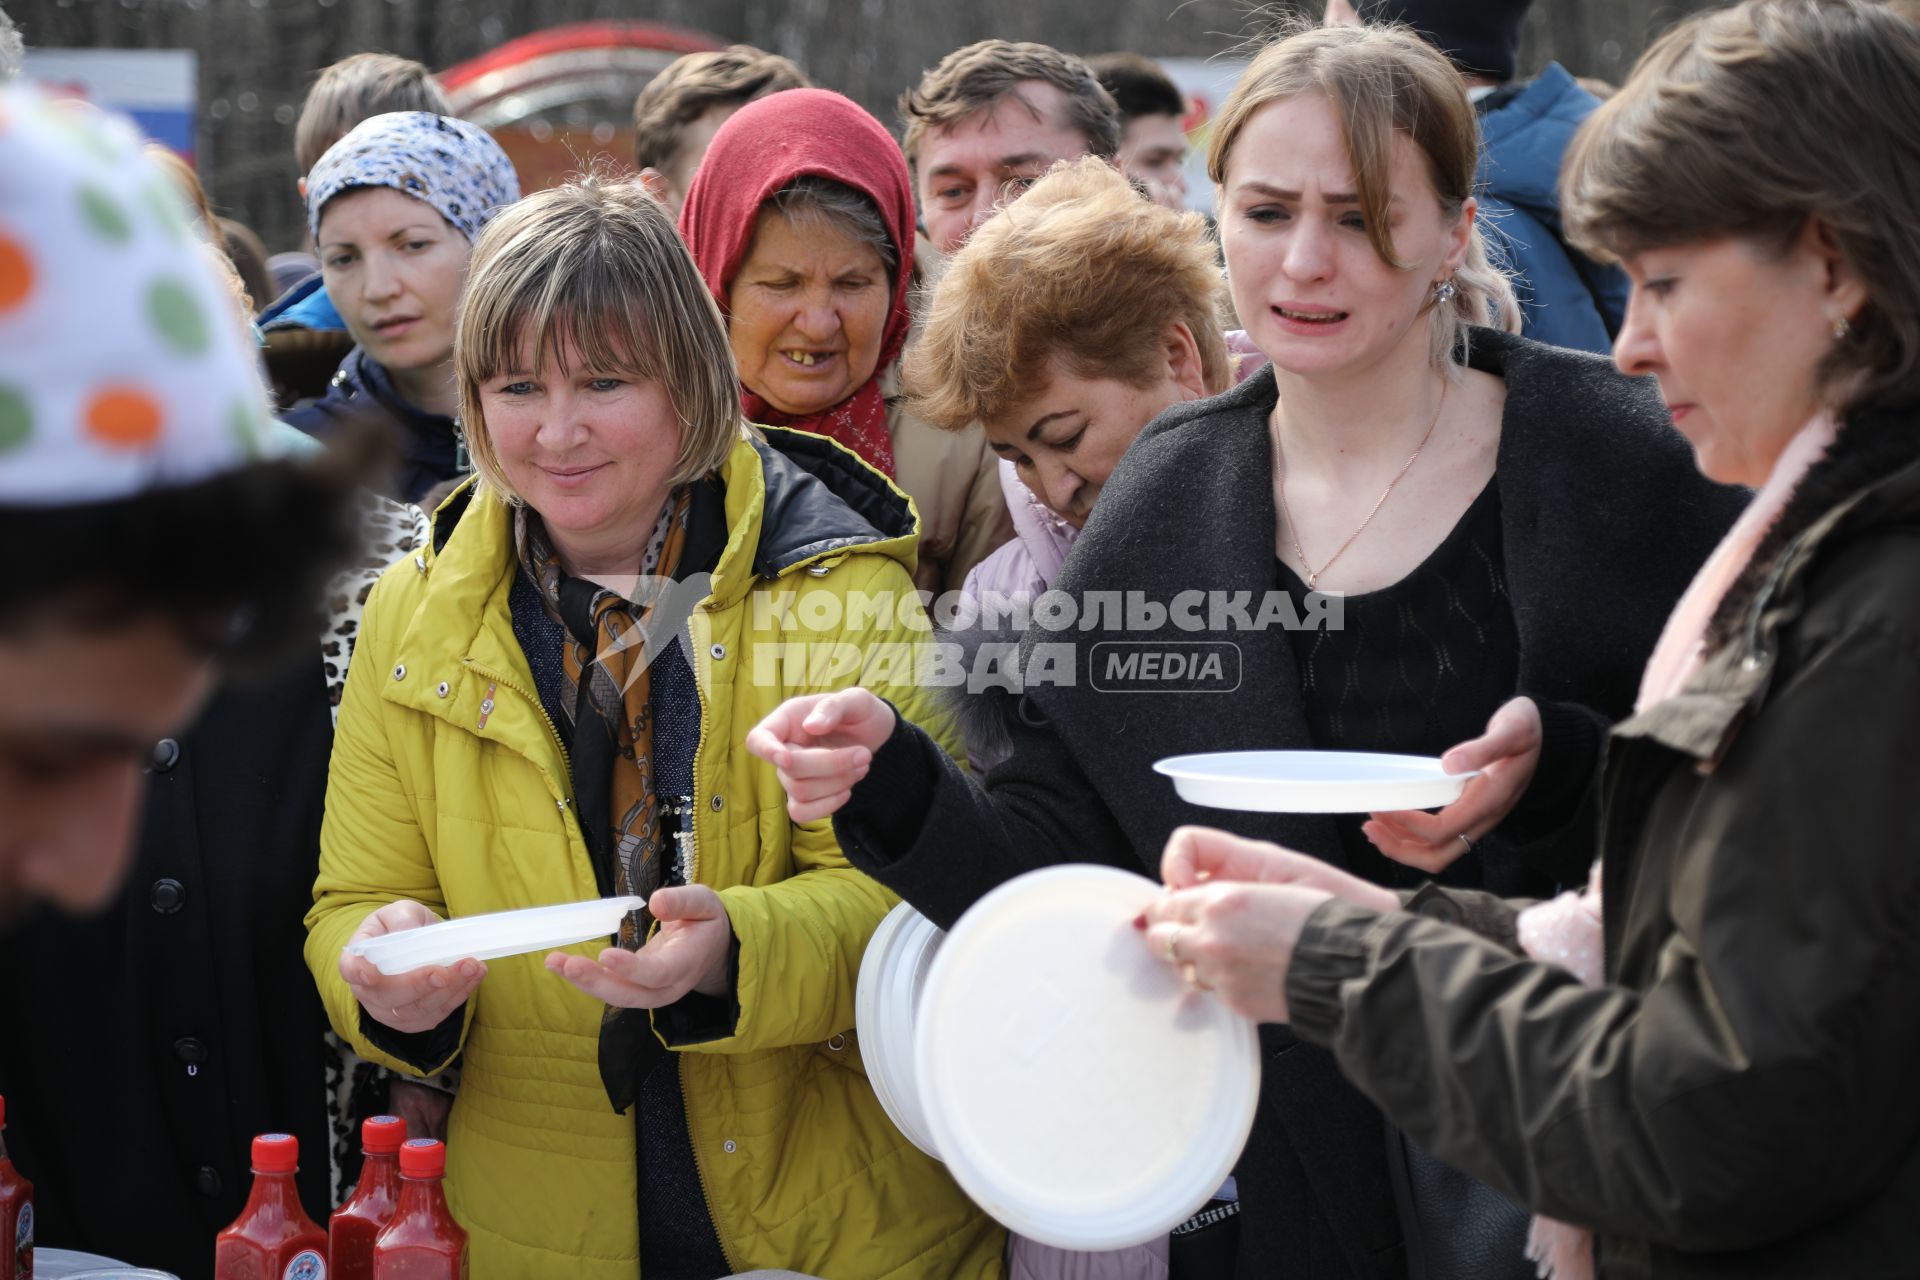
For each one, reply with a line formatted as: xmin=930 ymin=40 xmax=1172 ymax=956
xmin=1153 ymin=749 xmax=1475 ymax=813
xmin=855 ymin=901 xmax=945 ymax=1159
xmin=343 ymin=896 xmax=646 ymax=975
xmin=915 ymin=865 xmax=1260 ymax=1251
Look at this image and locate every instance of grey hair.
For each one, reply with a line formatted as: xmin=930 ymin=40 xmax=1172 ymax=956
xmin=0 ymin=6 xmax=24 ymax=84
xmin=765 ymin=175 xmax=898 ymax=283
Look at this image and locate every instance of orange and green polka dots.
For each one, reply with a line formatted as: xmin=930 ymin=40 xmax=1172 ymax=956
xmin=0 ymin=386 xmax=29 ymax=453
xmin=0 ymin=233 xmax=30 ymax=312
xmin=85 ymin=386 xmax=166 ymax=448
xmin=2 ymin=82 xmax=284 ymax=505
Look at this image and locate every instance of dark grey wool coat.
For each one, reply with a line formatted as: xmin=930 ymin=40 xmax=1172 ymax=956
xmin=838 ymin=328 xmax=1749 ymax=1278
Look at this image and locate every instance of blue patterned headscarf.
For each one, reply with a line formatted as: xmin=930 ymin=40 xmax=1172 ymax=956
xmin=304 ymin=111 xmax=520 ymax=244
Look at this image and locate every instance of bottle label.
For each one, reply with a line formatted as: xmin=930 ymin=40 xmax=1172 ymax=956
xmin=283 ymin=1248 xmax=325 ymax=1280
xmin=15 ymin=1200 xmax=32 ymax=1272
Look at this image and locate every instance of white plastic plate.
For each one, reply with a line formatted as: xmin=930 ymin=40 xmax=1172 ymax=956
xmin=343 ymin=896 xmax=645 ymax=976
xmin=854 ymin=901 xmax=945 ymax=1159
xmin=1153 ymin=749 xmax=1476 ymax=813
xmin=914 ymin=865 xmax=1260 ymax=1251
xmin=33 ymin=1250 xmax=177 ymax=1279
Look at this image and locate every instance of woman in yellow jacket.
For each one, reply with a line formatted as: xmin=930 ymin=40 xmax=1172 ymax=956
xmin=304 ymin=176 xmax=1003 ymax=1278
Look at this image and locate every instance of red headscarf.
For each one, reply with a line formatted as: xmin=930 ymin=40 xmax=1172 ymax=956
xmin=680 ymin=88 xmax=916 ymax=476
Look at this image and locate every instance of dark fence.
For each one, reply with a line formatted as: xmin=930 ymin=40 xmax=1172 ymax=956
xmin=17 ymin=0 xmax=1720 ymax=252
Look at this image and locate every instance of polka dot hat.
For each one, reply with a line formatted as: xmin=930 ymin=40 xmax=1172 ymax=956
xmin=0 ymin=83 xmax=283 ymax=507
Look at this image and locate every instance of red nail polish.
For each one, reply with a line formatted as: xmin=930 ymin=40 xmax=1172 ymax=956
xmin=1131 ymin=912 xmax=1148 ymax=931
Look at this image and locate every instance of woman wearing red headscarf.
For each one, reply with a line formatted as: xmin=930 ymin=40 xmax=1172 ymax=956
xmin=681 ymin=88 xmax=1012 ymax=593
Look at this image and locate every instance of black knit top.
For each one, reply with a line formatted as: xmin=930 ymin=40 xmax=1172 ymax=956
xmin=1275 ymin=479 xmax=1521 ymax=889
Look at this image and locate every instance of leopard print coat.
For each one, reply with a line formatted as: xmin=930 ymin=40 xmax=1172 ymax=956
xmin=319 ymin=492 xmax=452 ymax=1203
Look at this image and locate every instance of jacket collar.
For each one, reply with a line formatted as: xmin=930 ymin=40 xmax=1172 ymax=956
xmin=334 ymin=347 xmax=453 ymax=435
xmin=393 ymin=425 xmax=919 ymax=729
xmin=1617 ymin=404 xmax=1920 ymax=763
xmin=732 ymin=426 xmax=917 ymax=591
xmin=258 ymin=270 xmax=347 ymax=333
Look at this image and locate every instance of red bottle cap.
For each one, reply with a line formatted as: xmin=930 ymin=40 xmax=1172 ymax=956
xmin=0 ymin=1094 xmax=7 ymax=1126
xmin=251 ymin=1133 xmax=299 ymax=1173
xmin=362 ymin=1114 xmax=407 ymax=1154
xmin=398 ymin=1138 xmax=445 ymax=1179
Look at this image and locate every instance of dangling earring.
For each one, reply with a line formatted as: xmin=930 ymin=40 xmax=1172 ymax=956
xmin=1831 ymin=314 xmax=1852 ymax=342
xmin=1432 ymin=278 xmax=1457 ymax=305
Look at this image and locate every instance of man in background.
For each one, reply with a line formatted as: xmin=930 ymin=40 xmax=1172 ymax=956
xmin=1088 ymin=51 xmax=1191 ymax=210
xmin=631 ymin=44 xmax=811 ymax=218
xmin=294 ymin=52 xmax=451 ymax=187
xmin=1329 ymin=0 xmax=1628 ymax=353
xmin=900 ymin=39 xmax=1120 ymax=256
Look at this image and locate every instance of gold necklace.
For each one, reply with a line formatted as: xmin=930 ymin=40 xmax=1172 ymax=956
xmin=1278 ymin=379 xmax=1449 ymax=590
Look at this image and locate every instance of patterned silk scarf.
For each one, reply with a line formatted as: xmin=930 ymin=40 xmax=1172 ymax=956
xmin=515 ymin=488 xmax=692 ymax=1111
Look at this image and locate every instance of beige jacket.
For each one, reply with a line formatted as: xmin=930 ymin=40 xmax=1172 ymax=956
xmin=881 ymin=364 xmax=1013 ymax=596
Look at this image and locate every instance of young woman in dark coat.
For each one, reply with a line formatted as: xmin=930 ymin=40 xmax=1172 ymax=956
xmin=749 ymin=23 xmax=1746 ymax=1280
xmin=1135 ymin=3 xmax=1920 ymax=1276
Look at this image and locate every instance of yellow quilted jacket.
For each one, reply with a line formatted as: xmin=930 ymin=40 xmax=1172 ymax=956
xmin=306 ymin=428 xmax=1004 ymax=1278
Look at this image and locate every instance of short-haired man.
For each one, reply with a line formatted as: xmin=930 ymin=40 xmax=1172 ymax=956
xmin=900 ymin=39 xmax=1120 ymax=256
xmin=1087 ymin=51 xmax=1191 ymax=210
xmin=632 ymin=44 xmax=811 ymax=217
xmin=1328 ymin=0 xmax=1629 ymax=354
xmin=293 ymin=51 xmax=452 ymax=179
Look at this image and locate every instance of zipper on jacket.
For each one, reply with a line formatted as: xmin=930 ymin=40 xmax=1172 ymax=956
xmin=683 ymin=613 xmax=708 ymax=891
xmin=461 ymin=658 xmax=571 ymax=775
xmin=676 ymin=608 xmax=742 ymax=1273
xmin=682 ymin=1055 xmax=741 ymax=1274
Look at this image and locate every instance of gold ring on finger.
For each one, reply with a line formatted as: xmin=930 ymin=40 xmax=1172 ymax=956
xmin=1162 ymin=929 xmax=1180 ymax=965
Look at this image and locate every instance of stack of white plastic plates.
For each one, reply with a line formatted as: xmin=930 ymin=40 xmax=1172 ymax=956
xmin=342 ymin=895 xmax=646 ymax=975
xmin=34 ymin=1249 xmax=177 ymax=1279
xmin=904 ymin=865 xmax=1260 ymax=1251
xmin=854 ymin=902 xmax=945 ymax=1158
xmin=1153 ymin=750 xmax=1475 ymax=813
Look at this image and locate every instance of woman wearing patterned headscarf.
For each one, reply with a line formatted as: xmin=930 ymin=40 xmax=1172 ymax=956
xmin=679 ymin=88 xmax=1012 ymax=593
xmin=285 ymin=111 xmax=519 ymax=503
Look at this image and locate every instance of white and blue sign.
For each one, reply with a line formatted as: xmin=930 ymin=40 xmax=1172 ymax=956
xmin=21 ymin=48 xmax=198 ymax=159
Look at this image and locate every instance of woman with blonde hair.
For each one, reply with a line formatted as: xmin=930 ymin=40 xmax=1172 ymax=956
xmin=1140 ymin=2 xmax=1920 ymax=1274
xmin=752 ymin=21 xmax=1743 ymax=1276
xmin=305 ymin=176 xmax=1002 ymax=1278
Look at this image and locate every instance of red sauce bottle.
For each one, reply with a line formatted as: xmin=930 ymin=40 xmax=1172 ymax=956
xmin=328 ymin=1115 xmax=407 ymax=1280
xmin=372 ymin=1140 xmax=466 ymax=1280
xmin=0 ymin=1095 xmax=32 ymax=1280
xmin=214 ymin=1134 xmax=329 ymax=1280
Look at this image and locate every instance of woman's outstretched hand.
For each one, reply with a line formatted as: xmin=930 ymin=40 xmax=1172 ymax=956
xmin=745 ymin=688 xmax=896 ymax=823
xmin=1143 ymin=827 xmax=1399 ymax=1023
xmin=547 ymin=885 xmax=734 ymax=1007
xmin=340 ymin=900 xmax=487 ymax=1035
xmin=1365 ymin=696 xmax=1543 ymax=874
